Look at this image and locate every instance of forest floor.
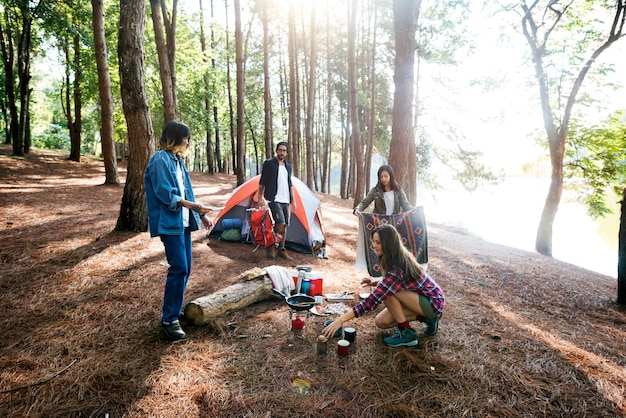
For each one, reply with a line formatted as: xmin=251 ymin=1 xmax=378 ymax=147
xmin=0 ymin=144 xmax=625 ymax=418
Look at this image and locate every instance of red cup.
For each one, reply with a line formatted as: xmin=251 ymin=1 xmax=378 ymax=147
xmin=308 ymin=278 xmax=323 ymax=296
xmin=292 ymin=318 xmax=304 ymax=330
xmin=337 ymin=339 xmax=350 ymax=356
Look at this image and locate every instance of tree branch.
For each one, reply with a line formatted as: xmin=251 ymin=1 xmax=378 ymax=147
xmin=0 ymin=359 xmax=78 ymax=394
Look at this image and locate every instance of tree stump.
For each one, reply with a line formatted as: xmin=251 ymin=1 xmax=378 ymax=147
xmin=183 ymin=276 xmax=276 ymax=326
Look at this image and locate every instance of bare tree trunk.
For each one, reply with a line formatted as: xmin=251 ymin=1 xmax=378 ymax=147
xmin=211 ymin=0 xmax=223 ymax=173
xmin=388 ymin=0 xmax=419 ymax=202
xmin=92 ymin=0 xmax=119 ymax=185
xmin=17 ymin=9 xmax=32 ymax=156
xmin=349 ymin=0 xmax=363 ymax=208
xmin=366 ymin=1 xmax=377 ymax=193
xmin=198 ymin=0 xmax=215 ymax=174
xmin=262 ymin=0 xmax=273 ymax=160
xmin=288 ymin=1 xmax=299 ymax=177
xmin=116 ymin=0 xmax=154 ymax=232
xmin=278 ymin=41 xmax=288 ymax=129
xmin=618 ymin=188 xmax=626 ymax=305
xmin=62 ymin=42 xmax=77 ymax=161
xmin=160 ymin=0 xmax=179 ymax=115
xmin=0 ymin=18 xmax=19 ymax=153
xmin=225 ymin=0 xmax=235 ymax=175
xmin=68 ymin=35 xmax=82 ymax=163
xmin=340 ymin=106 xmax=349 ymax=199
xmin=304 ymin=1 xmax=316 ymax=189
xmin=150 ymin=0 xmax=176 ymax=122
xmin=234 ymin=0 xmax=245 ymax=185
xmin=322 ymin=5 xmax=332 ymax=195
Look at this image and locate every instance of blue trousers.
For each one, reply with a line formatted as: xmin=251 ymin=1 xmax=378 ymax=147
xmin=160 ymin=229 xmax=192 ymax=324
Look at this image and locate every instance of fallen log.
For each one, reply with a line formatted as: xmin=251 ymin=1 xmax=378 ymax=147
xmin=183 ymin=276 xmax=276 ymax=326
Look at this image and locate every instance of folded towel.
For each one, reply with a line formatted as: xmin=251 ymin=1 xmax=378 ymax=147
xmin=264 ymin=265 xmax=295 ymax=295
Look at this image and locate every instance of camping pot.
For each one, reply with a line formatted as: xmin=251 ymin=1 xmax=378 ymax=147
xmin=272 ymin=288 xmax=316 ymax=311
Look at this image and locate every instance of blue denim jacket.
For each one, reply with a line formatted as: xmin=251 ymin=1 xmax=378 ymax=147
xmin=144 ymin=150 xmax=201 ymax=237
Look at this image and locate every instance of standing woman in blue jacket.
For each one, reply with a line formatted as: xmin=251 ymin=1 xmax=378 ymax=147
xmin=144 ymin=120 xmax=213 ymax=341
xmin=353 ymin=165 xmax=413 ymax=216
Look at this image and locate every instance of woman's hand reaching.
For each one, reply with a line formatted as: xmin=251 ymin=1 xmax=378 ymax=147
xmin=360 ymin=277 xmax=378 ymax=287
xmin=322 ymin=319 xmax=342 ymax=340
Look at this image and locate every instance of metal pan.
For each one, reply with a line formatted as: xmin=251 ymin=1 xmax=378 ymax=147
xmin=272 ymin=288 xmax=316 ymax=311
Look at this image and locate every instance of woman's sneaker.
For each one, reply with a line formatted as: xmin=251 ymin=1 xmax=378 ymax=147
xmin=162 ymin=321 xmax=187 ymax=341
xmin=383 ymin=327 xmax=418 ymax=347
xmin=424 ymin=315 xmax=441 ymax=336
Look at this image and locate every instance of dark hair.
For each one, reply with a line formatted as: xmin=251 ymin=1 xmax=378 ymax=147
xmin=159 ymin=120 xmax=191 ymax=151
xmin=377 ymin=165 xmax=401 ymax=191
xmin=275 ymin=141 xmax=288 ymax=152
xmin=373 ymin=224 xmax=422 ymax=280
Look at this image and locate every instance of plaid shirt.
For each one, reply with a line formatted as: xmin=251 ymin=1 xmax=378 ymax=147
xmin=353 ymin=266 xmax=445 ymax=318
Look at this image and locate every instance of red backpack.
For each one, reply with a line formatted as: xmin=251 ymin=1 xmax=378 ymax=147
xmin=249 ymin=209 xmax=275 ymax=248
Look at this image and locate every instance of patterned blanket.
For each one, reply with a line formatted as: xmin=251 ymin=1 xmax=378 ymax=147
xmin=355 ymin=206 xmax=428 ymax=277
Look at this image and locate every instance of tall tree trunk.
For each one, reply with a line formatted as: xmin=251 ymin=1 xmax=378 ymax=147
xmin=0 ymin=18 xmax=19 ymax=152
xmin=62 ymin=42 xmax=76 ymax=159
xmin=262 ymin=0 xmax=273 ymax=160
xmin=349 ymin=0 xmax=364 ymax=208
xmin=116 ymin=0 xmax=154 ymax=232
xmin=304 ymin=1 xmax=316 ymax=189
xmin=388 ymin=0 xmax=419 ymax=202
xmin=366 ymin=1 xmax=377 ymax=193
xmin=278 ymin=41 xmax=288 ymax=129
xmin=340 ymin=106 xmax=349 ymax=199
xmin=23 ymin=102 xmax=30 ymax=153
xmin=68 ymin=35 xmax=82 ymax=162
xmin=17 ymin=10 xmax=31 ymax=156
xmin=199 ymin=0 xmax=215 ymax=174
xmin=160 ymin=0 xmax=179 ymax=114
xmin=225 ymin=0 xmax=235 ymax=175
xmin=618 ymin=188 xmax=626 ymax=305
xmin=211 ymin=0 xmax=223 ymax=173
xmin=288 ymin=0 xmax=299 ymax=177
xmin=322 ymin=2 xmax=331 ymax=194
xmin=234 ymin=0 xmax=245 ymax=185
xmin=150 ymin=0 xmax=176 ymax=122
xmin=91 ymin=0 xmax=119 ymax=185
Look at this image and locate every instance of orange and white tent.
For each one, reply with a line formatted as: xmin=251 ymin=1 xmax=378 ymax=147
xmin=210 ymin=175 xmax=326 ymax=253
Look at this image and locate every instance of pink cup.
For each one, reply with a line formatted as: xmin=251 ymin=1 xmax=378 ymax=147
xmin=337 ymin=339 xmax=350 ymax=356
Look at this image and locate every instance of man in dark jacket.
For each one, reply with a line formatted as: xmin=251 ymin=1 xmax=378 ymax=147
xmin=258 ymin=142 xmax=296 ymax=260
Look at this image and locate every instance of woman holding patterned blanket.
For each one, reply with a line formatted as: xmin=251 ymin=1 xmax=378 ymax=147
xmin=323 ymin=224 xmax=444 ymax=347
xmin=353 ymin=165 xmax=413 ymax=216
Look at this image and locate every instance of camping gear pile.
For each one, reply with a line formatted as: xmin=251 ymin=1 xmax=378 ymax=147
xmin=272 ymin=267 xmax=318 ymax=331
xmin=209 ymin=175 xmax=326 ymax=254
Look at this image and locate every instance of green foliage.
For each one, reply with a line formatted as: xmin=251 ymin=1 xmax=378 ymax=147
xmin=419 ymin=0 xmax=472 ymax=65
xmin=434 ymin=124 xmax=505 ymax=192
xmin=451 ymin=147 xmax=504 ymax=192
xmin=32 ymin=124 xmax=71 ymax=151
xmin=415 ymin=126 xmax=439 ymax=190
xmin=520 ymin=0 xmax=622 ymax=121
xmin=565 ymin=112 xmax=626 ymax=219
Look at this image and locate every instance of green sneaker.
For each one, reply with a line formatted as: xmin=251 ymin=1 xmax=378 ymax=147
xmin=383 ymin=327 xmax=418 ymax=347
xmin=424 ymin=315 xmax=441 ymax=336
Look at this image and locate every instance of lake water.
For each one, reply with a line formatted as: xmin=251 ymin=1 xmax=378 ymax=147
xmin=421 ymin=178 xmax=619 ymax=278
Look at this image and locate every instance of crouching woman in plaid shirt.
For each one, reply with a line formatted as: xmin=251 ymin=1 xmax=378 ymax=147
xmin=322 ymin=224 xmax=445 ymax=347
